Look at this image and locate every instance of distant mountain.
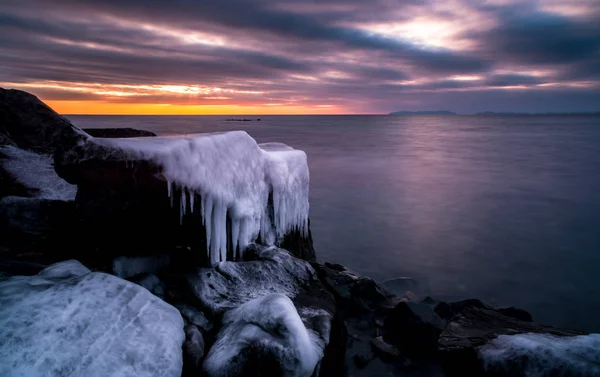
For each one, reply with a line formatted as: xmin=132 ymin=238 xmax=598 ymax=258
xmin=476 ymin=111 xmax=600 ymax=115
xmin=389 ymin=110 xmax=457 ymax=115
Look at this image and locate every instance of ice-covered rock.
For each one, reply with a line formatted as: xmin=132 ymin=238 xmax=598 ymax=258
xmin=0 ymin=145 xmax=76 ymax=200
xmin=438 ymin=306 xmax=588 ymax=377
xmin=479 ymin=333 xmax=600 ymax=376
xmin=0 ymin=260 xmax=185 ymax=377
xmin=204 ymin=293 xmax=321 ymax=377
xmin=56 ymin=131 xmax=311 ymax=265
xmin=188 ymin=245 xmax=345 ymax=377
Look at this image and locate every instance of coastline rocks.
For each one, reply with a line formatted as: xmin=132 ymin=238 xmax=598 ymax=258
xmin=434 ymin=298 xmax=533 ymax=322
xmin=0 ymin=260 xmax=185 ymax=377
xmin=188 ymin=245 xmax=345 ymax=376
xmin=383 ymin=301 xmax=446 ymax=354
xmin=314 ymin=262 xmax=395 ymax=314
xmin=0 ymin=88 xmax=88 ymax=153
xmin=438 ymin=307 xmax=589 ymax=377
xmin=203 ymin=294 xmax=322 ymax=377
xmin=82 ymin=127 xmax=157 ymax=138
xmin=183 ymin=324 xmax=206 ymax=374
xmin=381 ymin=277 xmax=419 ymax=297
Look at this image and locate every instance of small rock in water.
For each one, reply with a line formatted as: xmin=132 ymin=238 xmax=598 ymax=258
xmin=382 ymin=277 xmax=419 ymax=297
xmin=371 ymin=336 xmax=402 ymax=361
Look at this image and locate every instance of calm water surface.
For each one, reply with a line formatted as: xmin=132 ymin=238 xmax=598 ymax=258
xmin=68 ymin=114 xmax=600 ymax=332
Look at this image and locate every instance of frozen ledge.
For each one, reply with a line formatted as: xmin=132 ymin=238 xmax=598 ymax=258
xmin=91 ymin=131 xmax=310 ymax=265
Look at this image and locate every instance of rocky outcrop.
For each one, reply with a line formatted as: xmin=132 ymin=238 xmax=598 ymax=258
xmin=438 ymin=307 xmax=589 ymax=377
xmin=82 ymin=127 xmax=157 ymax=138
xmin=0 ymin=260 xmax=185 ymax=377
xmin=188 ymin=245 xmax=345 ymax=377
xmin=384 ymin=301 xmax=446 ymax=354
xmin=0 ymin=88 xmax=88 ymax=153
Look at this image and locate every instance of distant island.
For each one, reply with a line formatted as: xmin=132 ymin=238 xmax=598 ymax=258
xmin=388 ymin=110 xmax=456 ymax=115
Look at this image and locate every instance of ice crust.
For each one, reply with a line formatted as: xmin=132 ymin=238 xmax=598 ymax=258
xmin=0 ymin=145 xmax=77 ymax=200
xmin=479 ymin=332 xmax=600 ymax=376
xmin=91 ymin=131 xmax=309 ymax=265
xmin=0 ymin=260 xmax=185 ymax=377
xmin=203 ymin=293 xmax=320 ymax=377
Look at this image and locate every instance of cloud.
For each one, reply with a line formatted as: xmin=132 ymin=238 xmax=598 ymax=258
xmin=0 ymin=0 xmax=599 ymax=112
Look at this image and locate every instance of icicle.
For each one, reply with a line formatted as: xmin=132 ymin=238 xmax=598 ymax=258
xmin=167 ymin=179 xmax=172 ymax=197
xmin=231 ymin=218 xmax=240 ymax=260
xmin=190 ymin=192 xmax=195 ymax=214
xmin=203 ymin=196 xmax=214 ymax=255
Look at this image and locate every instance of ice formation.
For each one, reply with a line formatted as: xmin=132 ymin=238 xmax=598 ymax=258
xmin=203 ymin=293 xmax=320 ymax=377
xmin=0 ymin=260 xmax=185 ymax=377
xmin=0 ymin=145 xmax=77 ymax=200
xmin=91 ymin=131 xmax=309 ymax=264
xmin=479 ymin=332 xmax=600 ymax=376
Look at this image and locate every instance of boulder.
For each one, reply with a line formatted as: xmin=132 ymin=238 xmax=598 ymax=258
xmin=0 ymin=260 xmax=185 ymax=377
xmin=314 ymin=262 xmax=395 ymax=314
xmin=383 ymin=301 xmax=446 ymax=354
xmin=188 ymin=245 xmax=346 ymax=377
xmin=131 ymin=273 xmax=167 ymax=299
xmin=370 ymin=336 xmax=402 ymax=361
xmin=438 ymin=307 xmax=590 ymax=377
xmin=176 ymin=304 xmax=213 ymax=333
xmin=381 ymin=276 xmax=419 ymax=297
xmin=82 ymin=127 xmax=157 ymax=138
xmin=203 ymin=294 xmax=323 ymax=377
xmin=0 ymin=88 xmax=88 ymax=153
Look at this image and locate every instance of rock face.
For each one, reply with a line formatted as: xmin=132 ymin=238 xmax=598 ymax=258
xmin=384 ymin=301 xmax=446 ymax=354
xmin=188 ymin=245 xmax=345 ymax=377
xmin=82 ymin=127 xmax=157 ymax=138
xmin=0 ymin=260 xmax=185 ymax=377
xmin=438 ymin=307 xmax=588 ymax=377
xmin=0 ymin=88 xmax=88 ymax=153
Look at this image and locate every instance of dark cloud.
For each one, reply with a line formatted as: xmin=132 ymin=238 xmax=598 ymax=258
xmin=0 ymin=0 xmax=599 ymax=112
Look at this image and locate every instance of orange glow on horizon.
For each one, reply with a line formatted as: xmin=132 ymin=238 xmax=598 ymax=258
xmin=45 ymin=100 xmax=347 ymax=115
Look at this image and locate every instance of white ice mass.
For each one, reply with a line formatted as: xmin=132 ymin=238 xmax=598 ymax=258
xmin=91 ymin=131 xmax=309 ymax=265
xmin=203 ymin=293 xmax=320 ymax=377
xmin=0 ymin=260 xmax=185 ymax=377
xmin=479 ymin=332 xmax=600 ymax=376
xmin=0 ymin=145 xmax=77 ymax=200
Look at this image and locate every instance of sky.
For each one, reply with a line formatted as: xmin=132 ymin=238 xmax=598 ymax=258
xmin=0 ymin=0 xmax=599 ymax=115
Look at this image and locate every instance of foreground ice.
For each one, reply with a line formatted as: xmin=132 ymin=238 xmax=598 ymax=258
xmin=92 ymin=131 xmax=309 ymax=265
xmin=479 ymin=332 xmax=600 ymax=376
xmin=0 ymin=260 xmax=185 ymax=377
xmin=203 ymin=293 xmax=320 ymax=377
xmin=0 ymin=145 xmax=76 ymax=200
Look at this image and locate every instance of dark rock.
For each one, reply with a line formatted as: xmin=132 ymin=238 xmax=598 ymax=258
xmin=176 ymin=304 xmax=213 ymax=333
xmin=0 ymin=196 xmax=80 ymax=264
xmin=130 ymin=273 xmax=166 ymax=299
xmin=352 ymin=352 xmax=374 ymax=369
xmin=112 ymin=254 xmax=171 ymax=279
xmin=183 ymin=324 xmax=205 ymax=374
xmin=497 ymin=306 xmax=533 ymax=322
xmin=383 ymin=301 xmax=446 ymax=354
xmin=82 ymin=128 xmax=157 ymax=138
xmin=438 ymin=307 xmax=588 ymax=377
xmin=313 ymin=262 xmax=395 ymax=315
xmin=279 ymin=218 xmax=316 ymax=261
xmin=371 ymin=336 xmax=401 ymax=361
xmin=420 ymin=296 xmax=440 ymax=306
xmin=435 ymin=299 xmax=533 ymax=323
xmin=0 ymin=88 xmax=88 ymax=153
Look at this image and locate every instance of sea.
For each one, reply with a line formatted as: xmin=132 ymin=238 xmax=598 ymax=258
xmin=67 ymin=114 xmax=600 ymax=333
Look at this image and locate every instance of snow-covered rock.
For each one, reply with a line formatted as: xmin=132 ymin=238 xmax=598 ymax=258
xmin=204 ymin=294 xmax=321 ymax=377
xmin=55 ymin=131 xmax=311 ymax=265
xmin=0 ymin=145 xmax=76 ymax=200
xmin=0 ymin=260 xmax=185 ymax=377
xmin=438 ymin=306 xmax=590 ymax=377
xmin=479 ymin=333 xmax=600 ymax=376
xmin=188 ymin=245 xmax=344 ymax=377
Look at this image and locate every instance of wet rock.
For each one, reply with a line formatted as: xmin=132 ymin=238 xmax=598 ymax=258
xmin=496 ymin=306 xmax=533 ymax=322
xmin=383 ymin=301 xmax=446 ymax=354
xmin=371 ymin=336 xmax=402 ymax=361
xmin=183 ymin=324 xmax=205 ymax=374
xmin=0 ymin=260 xmax=185 ymax=377
xmin=82 ymin=128 xmax=157 ymax=138
xmin=434 ymin=299 xmax=533 ymax=323
xmin=352 ymin=352 xmax=374 ymax=369
xmin=438 ymin=307 xmax=587 ymax=377
xmin=382 ymin=277 xmax=419 ymax=297
xmin=112 ymin=253 xmax=171 ymax=279
xmin=176 ymin=304 xmax=213 ymax=333
xmin=131 ymin=273 xmax=166 ymax=299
